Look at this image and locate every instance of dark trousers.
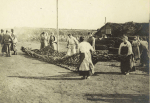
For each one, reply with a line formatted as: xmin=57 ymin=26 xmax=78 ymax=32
xmin=79 ymin=71 xmax=92 ymax=77
xmin=140 ymin=48 xmax=149 ymax=65
xmin=3 ymin=44 xmax=11 ymax=56
xmin=121 ymin=55 xmax=133 ymax=73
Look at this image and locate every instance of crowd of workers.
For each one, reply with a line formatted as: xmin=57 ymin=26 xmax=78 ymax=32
xmin=40 ymin=31 xmax=149 ymax=79
xmin=0 ymin=29 xmax=18 ymax=57
xmin=78 ymin=34 xmax=148 ymax=78
xmin=0 ymin=29 xmax=148 ymax=79
xmin=40 ymin=32 xmax=57 ymax=50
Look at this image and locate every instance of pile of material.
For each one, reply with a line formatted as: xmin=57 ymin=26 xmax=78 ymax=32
xmin=21 ymin=46 xmax=121 ymax=71
xmin=31 ymin=46 xmax=66 ymax=57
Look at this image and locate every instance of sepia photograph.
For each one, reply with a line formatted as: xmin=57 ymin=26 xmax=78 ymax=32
xmin=0 ymin=0 xmax=149 ymax=103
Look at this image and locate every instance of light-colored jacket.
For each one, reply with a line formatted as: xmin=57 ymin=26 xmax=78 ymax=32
xmin=67 ymin=36 xmax=78 ymax=48
xmin=118 ymin=41 xmax=133 ymax=55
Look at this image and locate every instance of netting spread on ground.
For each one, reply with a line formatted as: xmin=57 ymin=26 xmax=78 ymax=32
xmin=21 ymin=46 xmax=120 ymax=71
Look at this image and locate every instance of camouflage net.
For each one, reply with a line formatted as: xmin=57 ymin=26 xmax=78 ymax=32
xmin=21 ymin=46 xmax=121 ymax=71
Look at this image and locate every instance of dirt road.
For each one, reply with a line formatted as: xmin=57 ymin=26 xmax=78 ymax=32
xmin=0 ymin=41 xmax=149 ymax=103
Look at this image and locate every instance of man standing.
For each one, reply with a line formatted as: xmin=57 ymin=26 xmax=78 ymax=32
xmin=0 ymin=29 xmax=4 ymax=54
xmin=2 ymin=30 xmax=13 ymax=57
xmin=66 ymin=34 xmax=78 ymax=56
xmin=87 ymin=32 xmax=95 ymax=50
xmin=10 ymin=29 xmax=18 ymax=55
xmin=49 ymin=32 xmax=57 ymax=50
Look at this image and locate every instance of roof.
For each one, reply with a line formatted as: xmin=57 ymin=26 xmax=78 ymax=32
xmin=94 ymin=22 xmax=149 ymax=37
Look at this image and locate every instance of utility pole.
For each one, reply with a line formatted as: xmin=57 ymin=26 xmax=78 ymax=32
xmin=56 ymin=0 xmax=59 ymax=51
xmin=105 ymin=17 xmax=106 ymax=35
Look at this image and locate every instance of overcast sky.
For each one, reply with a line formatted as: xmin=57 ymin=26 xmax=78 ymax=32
xmin=0 ymin=0 xmax=149 ymax=29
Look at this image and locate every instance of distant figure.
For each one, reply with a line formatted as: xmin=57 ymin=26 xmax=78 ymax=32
xmin=118 ymin=35 xmax=134 ymax=75
xmin=2 ymin=30 xmax=13 ymax=57
xmin=49 ymin=32 xmax=57 ymax=50
xmin=40 ymin=32 xmax=46 ymax=50
xmin=132 ymin=36 xmax=140 ymax=62
xmin=44 ymin=32 xmax=49 ymax=47
xmin=87 ymin=32 xmax=95 ymax=50
xmin=78 ymin=36 xmax=94 ymax=79
xmin=10 ymin=29 xmax=18 ymax=55
xmin=139 ymin=39 xmax=149 ymax=67
xmin=0 ymin=29 xmax=4 ymax=54
xmin=66 ymin=34 xmax=78 ymax=56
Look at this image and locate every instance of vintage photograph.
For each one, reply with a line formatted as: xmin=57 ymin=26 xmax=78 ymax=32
xmin=0 ymin=0 xmax=149 ymax=103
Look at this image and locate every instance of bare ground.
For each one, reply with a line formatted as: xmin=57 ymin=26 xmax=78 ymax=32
xmin=0 ymin=41 xmax=149 ymax=103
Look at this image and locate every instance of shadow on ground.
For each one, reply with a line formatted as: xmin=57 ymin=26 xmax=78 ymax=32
xmin=93 ymin=72 xmax=121 ymax=76
xmin=8 ymin=69 xmax=149 ymax=81
xmin=105 ymin=64 xmax=120 ymax=67
xmin=8 ymin=71 xmax=123 ymax=81
xmin=135 ymin=66 xmax=149 ymax=74
xmin=8 ymin=76 xmax=82 ymax=80
xmin=104 ymin=63 xmax=149 ymax=75
xmin=85 ymin=94 xmax=149 ymax=103
xmin=8 ymin=72 xmax=82 ymax=80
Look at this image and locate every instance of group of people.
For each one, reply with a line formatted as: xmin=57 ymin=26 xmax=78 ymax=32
xmin=118 ymin=35 xmax=149 ymax=75
xmin=75 ymin=34 xmax=149 ymax=79
xmin=65 ymin=33 xmax=95 ymax=79
xmin=0 ymin=29 xmax=18 ymax=57
xmin=40 ymin=31 xmax=95 ymax=57
xmin=0 ymin=28 xmax=148 ymax=78
xmin=41 ymin=31 xmax=148 ymax=78
xmin=40 ymin=32 xmax=57 ymax=50
xmin=40 ymin=31 xmax=95 ymax=79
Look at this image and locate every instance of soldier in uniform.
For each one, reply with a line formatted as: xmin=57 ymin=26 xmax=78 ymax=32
xmin=2 ymin=30 xmax=13 ymax=57
xmin=0 ymin=29 xmax=4 ymax=54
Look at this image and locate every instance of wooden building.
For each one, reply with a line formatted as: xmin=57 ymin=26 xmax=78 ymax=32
xmin=94 ymin=22 xmax=149 ymax=39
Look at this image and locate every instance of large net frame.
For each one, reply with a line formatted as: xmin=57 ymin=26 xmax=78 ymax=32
xmin=21 ymin=45 xmax=121 ymax=71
